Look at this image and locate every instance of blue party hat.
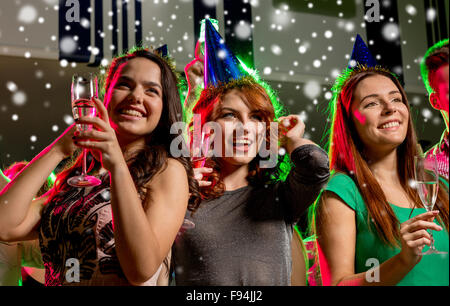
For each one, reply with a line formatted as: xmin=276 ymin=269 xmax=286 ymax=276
xmin=204 ymin=19 xmax=247 ymax=87
xmin=154 ymin=44 xmax=168 ymax=57
xmin=348 ymin=34 xmax=377 ymax=69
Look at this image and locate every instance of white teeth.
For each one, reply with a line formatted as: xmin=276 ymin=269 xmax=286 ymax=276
xmin=120 ymin=109 xmax=143 ymax=117
xmin=234 ymin=139 xmax=252 ymax=145
xmin=381 ymin=121 xmax=400 ymax=129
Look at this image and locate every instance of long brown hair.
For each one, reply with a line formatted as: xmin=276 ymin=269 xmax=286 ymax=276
xmin=50 ymin=48 xmax=200 ymax=212
xmin=317 ymin=67 xmax=448 ymax=247
xmin=190 ymin=77 xmax=286 ymax=200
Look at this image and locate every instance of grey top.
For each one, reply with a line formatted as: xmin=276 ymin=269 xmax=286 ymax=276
xmin=173 ymin=144 xmax=330 ymax=286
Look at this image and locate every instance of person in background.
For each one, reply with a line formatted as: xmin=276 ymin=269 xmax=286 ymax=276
xmin=0 ymin=162 xmax=47 ymax=286
xmin=420 ymin=39 xmax=449 ymax=180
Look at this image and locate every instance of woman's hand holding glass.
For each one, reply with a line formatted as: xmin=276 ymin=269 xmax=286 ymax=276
xmin=68 ymin=73 xmax=102 ymax=187
xmin=72 ymin=97 xmax=125 ymax=172
xmin=413 ymin=154 xmax=446 ymax=255
xmin=399 ymin=211 xmax=443 ymax=265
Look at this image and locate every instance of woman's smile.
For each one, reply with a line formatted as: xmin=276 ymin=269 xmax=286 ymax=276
xmin=116 ymin=105 xmax=148 ymax=120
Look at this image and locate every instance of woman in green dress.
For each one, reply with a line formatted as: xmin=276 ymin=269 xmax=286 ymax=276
xmin=312 ymin=65 xmax=449 ymax=286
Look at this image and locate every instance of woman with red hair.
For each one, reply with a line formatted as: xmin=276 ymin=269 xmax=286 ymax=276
xmin=172 ymin=76 xmax=330 ymax=285
xmin=313 ymin=66 xmax=449 ymax=286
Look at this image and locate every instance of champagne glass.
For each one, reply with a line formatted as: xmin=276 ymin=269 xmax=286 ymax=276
xmin=181 ymin=218 xmax=195 ymax=230
xmin=414 ymin=154 xmax=446 ymax=255
xmin=181 ymin=126 xmax=213 ymax=231
xmin=191 ymin=131 xmax=212 ymax=169
xmin=176 ymin=216 xmax=195 ymax=241
xmin=67 ymin=73 xmax=102 ymax=188
xmin=181 ymin=131 xmax=212 ymax=231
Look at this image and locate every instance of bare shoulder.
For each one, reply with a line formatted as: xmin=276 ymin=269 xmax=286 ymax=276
xmin=143 ymin=158 xmax=189 ymax=212
xmin=165 ymin=158 xmax=188 ymax=176
xmin=158 ymin=158 xmax=187 ymax=181
xmin=146 ymin=158 xmax=189 ymax=190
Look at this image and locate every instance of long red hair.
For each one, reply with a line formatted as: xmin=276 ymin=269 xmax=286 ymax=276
xmin=190 ymin=77 xmax=281 ymax=200
xmin=321 ymin=67 xmax=448 ymax=246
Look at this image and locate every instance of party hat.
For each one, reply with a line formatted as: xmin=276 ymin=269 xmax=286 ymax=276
xmin=154 ymin=44 xmax=168 ymax=57
xmin=348 ymin=34 xmax=377 ymax=69
xmin=204 ymin=19 xmax=247 ymax=87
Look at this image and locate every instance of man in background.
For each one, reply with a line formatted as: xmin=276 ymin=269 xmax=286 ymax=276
xmin=421 ymin=39 xmax=449 ymax=180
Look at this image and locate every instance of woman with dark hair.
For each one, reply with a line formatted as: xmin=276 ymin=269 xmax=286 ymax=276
xmin=0 ymin=47 xmax=200 ymax=285
xmin=172 ymin=76 xmax=330 ymax=285
xmin=312 ymin=66 xmax=449 ymax=286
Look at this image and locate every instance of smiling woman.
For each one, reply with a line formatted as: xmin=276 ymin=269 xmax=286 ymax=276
xmin=173 ymin=76 xmax=330 ymax=286
xmin=311 ymin=66 xmax=449 ymax=286
xmin=0 ymin=47 xmax=201 ymax=286
xmin=107 ymin=58 xmax=164 ymax=145
xmin=350 ymin=74 xmax=409 ymax=156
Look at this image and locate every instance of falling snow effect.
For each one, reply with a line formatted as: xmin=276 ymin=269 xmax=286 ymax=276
xmin=405 ymin=4 xmax=417 ymax=16
xmin=382 ymin=23 xmax=400 ymax=42
xmin=6 ymin=82 xmax=18 ymax=92
xmin=0 ymin=1 xmax=446 ymax=168
xmin=60 ymin=36 xmax=78 ymax=54
xmin=17 ymin=5 xmax=38 ymax=24
xmin=234 ymin=22 xmax=252 ymax=40
xmin=12 ymin=91 xmax=27 ymax=106
xmin=303 ymin=81 xmax=321 ymax=100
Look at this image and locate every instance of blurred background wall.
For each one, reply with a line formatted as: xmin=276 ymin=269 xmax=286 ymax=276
xmin=0 ymin=0 xmax=448 ymax=168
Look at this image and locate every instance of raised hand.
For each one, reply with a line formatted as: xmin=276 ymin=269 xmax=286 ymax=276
xmin=184 ymin=44 xmax=205 ymax=110
xmin=278 ymin=115 xmax=313 ymax=154
xmin=185 ymin=58 xmax=204 ymax=93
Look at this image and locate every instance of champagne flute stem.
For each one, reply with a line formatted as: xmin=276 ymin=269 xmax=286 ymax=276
xmin=428 ymin=229 xmax=436 ymax=250
xmin=82 ymin=149 xmax=87 ymax=176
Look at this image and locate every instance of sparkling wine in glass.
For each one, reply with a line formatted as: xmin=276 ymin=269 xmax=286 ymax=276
xmin=176 ymin=217 xmax=195 ymax=241
xmin=186 ymin=126 xmax=213 ymax=230
xmin=67 ymin=73 xmax=102 ymax=188
xmin=191 ymin=131 xmax=212 ymax=169
xmin=181 ymin=218 xmax=195 ymax=230
xmin=414 ymin=154 xmax=446 ymax=255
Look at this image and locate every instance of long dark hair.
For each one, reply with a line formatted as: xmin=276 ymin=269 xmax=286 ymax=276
xmin=314 ymin=67 xmax=448 ymax=247
xmin=50 ymin=48 xmax=200 ymax=212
